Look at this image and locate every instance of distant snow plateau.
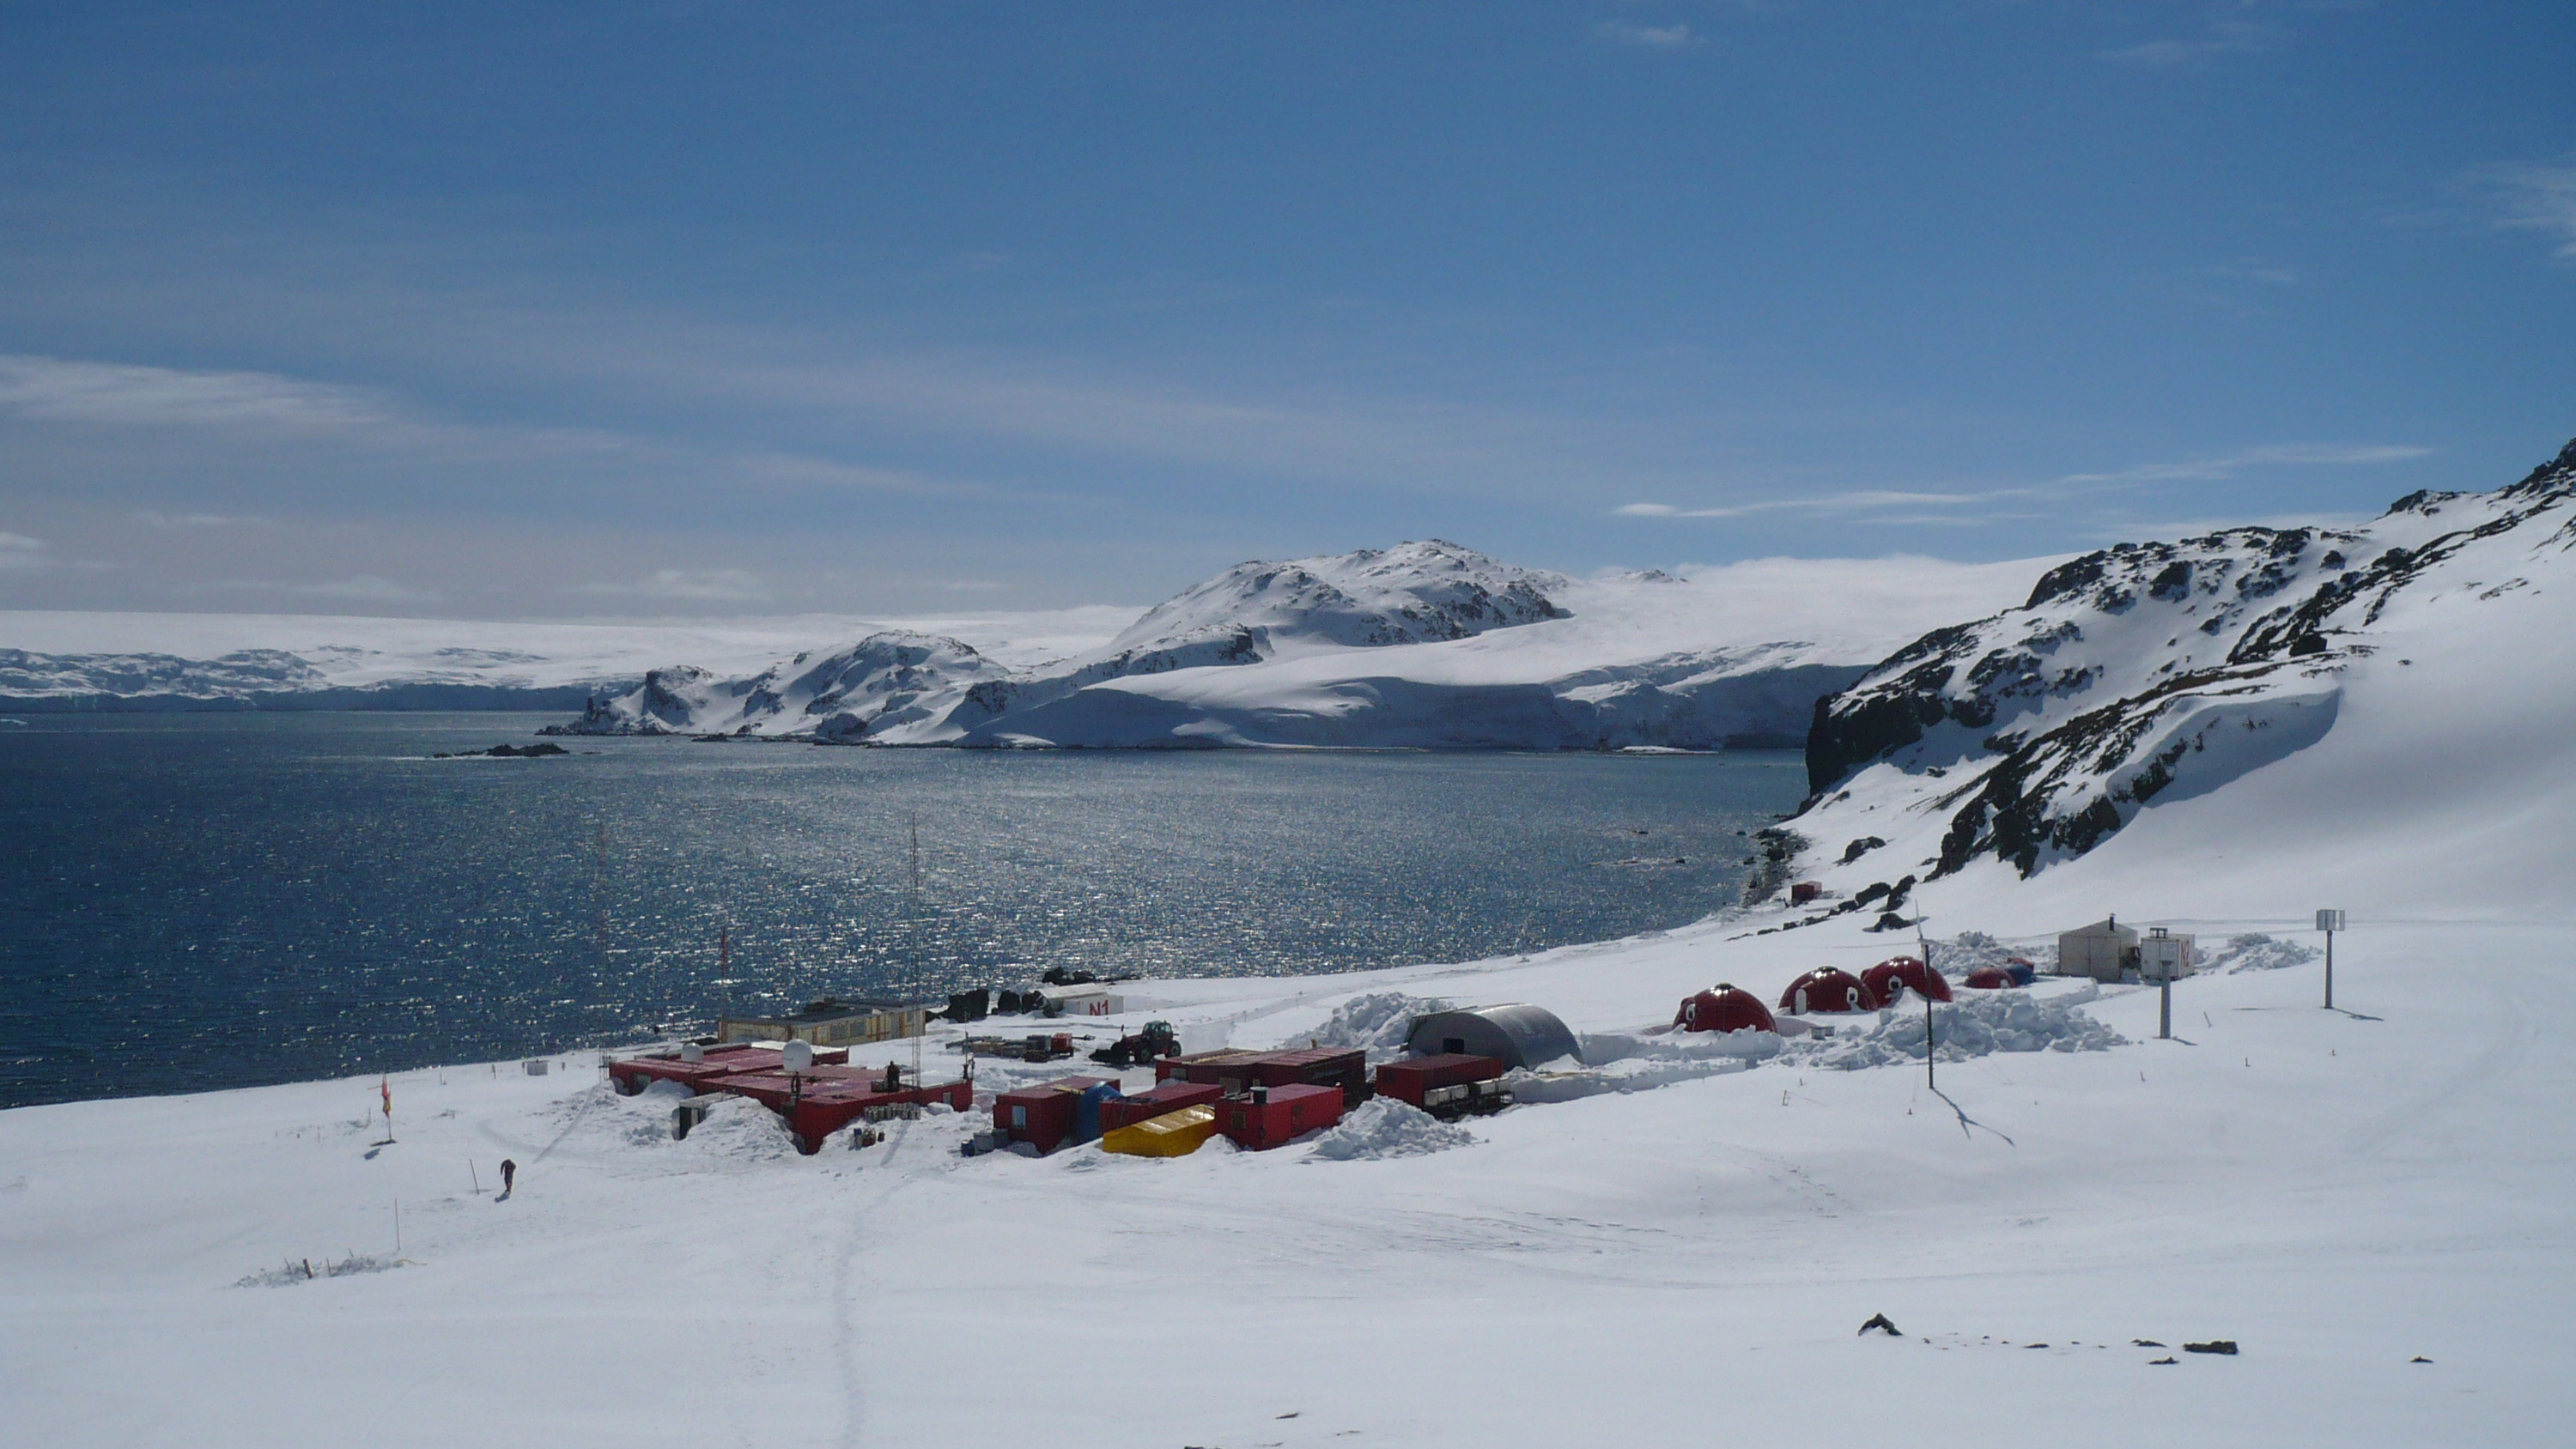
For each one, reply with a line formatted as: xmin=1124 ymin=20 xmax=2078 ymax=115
xmin=541 ymin=541 xmax=2053 ymax=750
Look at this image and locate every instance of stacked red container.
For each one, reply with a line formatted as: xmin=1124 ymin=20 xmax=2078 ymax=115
xmin=1370 ymin=1053 xmax=1504 ymax=1108
xmin=1214 ymin=1083 xmax=1345 ymax=1150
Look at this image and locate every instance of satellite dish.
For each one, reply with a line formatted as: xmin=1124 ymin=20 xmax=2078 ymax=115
xmin=679 ymin=1043 xmax=703 ymax=1064
xmin=781 ymin=1040 xmax=815 ymax=1074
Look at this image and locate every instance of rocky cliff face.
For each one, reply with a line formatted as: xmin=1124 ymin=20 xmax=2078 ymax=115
xmin=1778 ymin=437 xmax=2576 ymax=906
xmin=548 ymin=631 xmax=1009 ymax=739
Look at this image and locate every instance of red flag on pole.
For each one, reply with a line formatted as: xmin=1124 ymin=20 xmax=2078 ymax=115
xmin=380 ymin=1076 xmax=392 ymax=1121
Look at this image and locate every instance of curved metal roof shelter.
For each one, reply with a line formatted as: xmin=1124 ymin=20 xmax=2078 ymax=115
xmin=1405 ymin=1003 xmax=1581 ymax=1070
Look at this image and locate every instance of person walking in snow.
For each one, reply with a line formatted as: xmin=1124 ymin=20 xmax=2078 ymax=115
xmin=499 ymin=1158 xmax=516 ymax=1198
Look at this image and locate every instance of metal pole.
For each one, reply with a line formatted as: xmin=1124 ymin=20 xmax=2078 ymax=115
xmin=1917 ymin=914 xmax=1933 ymax=1089
xmin=2324 ymin=927 xmax=2334 ymax=1010
xmin=2159 ymin=979 xmax=2172 ymax=1040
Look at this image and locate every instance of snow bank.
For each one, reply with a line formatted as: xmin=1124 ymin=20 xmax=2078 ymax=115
xmin=1929 ymin=930 xmax=2054 ymax=976
xmin=1307 ymin=1098 xmax=1479 ymax=1161
xmin=1582 ymin=1027 xmax=1783 ymax=1065
xmin=1795 ymin=984 xmax=2124 ymax=1070
xmin=2202 ymin=932 xmax=2320 ymax=973
xmin=1509 ymin=1053 xmax=1759 ymax=1103
xmin=1303 ymin=991 xmax=1451 ymax=1061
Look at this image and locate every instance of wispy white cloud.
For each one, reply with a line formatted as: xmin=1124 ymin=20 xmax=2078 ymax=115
xmin=2100 ymin=13 xmax=2279 ymax=66
xmin=1594 ymin=20 xmax=1701 ymax=50
xmin=0 ymin=355 xmax=392 ymax=432
xmin=289 ymin=575 xmax=440 ymax=603
xmin=1615 ymin=442 xmax=2432 ymax=520
xmin=0 ymin=531 xmax=51 ymax=570
xmin=202 ymin=573 xmax=442 ymax=603
xmin=2466 ymin=154 xmax=2576 ymax=260
xmin=566 ymin=568 xmax=773 ymax=603
xmin=131 ymin=509 xmax=271 ymax=530
xmin=2057 ymin=442 xmax=2433 ymax=485
xmin=2196 ymin=259 xmax=2302 ymax=286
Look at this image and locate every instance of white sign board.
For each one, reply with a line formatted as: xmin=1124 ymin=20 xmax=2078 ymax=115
xmin=2139 ymin=936 xmax=2192 ymax=983
xmin=2316 ymin=908 xmax=2347 ymax=931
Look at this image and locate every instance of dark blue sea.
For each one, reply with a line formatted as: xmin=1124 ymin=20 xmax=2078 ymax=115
xmin=0 ymin=713 xmax=1805 ymax=1107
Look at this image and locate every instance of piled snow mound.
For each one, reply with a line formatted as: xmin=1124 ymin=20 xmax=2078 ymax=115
xmin=1796 ymin=984 xmax=2124 ymax=1070
xmin=1509 ymin=1053 xmax=1759 ymax=1103
xmin=671 ymin=1094 xmax=801 ymax=1162
xmin=1307 ymin=1098 xmax=1479 ymax=1161
xmin=1303 ymin=991 xmax=1450 ymax=1061
xmin=1929 ymin=930 xmax=2054 ymax=976
xmin=1582 ymin=1028 xmax=1783 ymax=1065
xmin=2202 ymin=932 xmax=2320 ymax=973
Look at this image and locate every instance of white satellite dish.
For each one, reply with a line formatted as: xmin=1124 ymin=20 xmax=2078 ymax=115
xmin=781 ymin=1040 xmax=815 ymax=1074
xmin=679 ymin=1042 xmax=703 ymax=1064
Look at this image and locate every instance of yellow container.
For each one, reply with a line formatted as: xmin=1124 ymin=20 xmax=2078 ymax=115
xmin=1099 ymin=1104 xmax=1218 ymax=1158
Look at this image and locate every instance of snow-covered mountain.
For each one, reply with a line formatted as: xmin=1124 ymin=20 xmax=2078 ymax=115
xmin=0 ymin=608 xmax=1132 ymax=712
xmin=1765 ymin=436 xmax=2576 ymax=922
xmin=1106 ymin=538 xmax=1569 ymax=654
xmin=550 ymin=543 xmax=2049 ymax=749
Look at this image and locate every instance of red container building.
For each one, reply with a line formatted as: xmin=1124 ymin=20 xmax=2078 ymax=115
xmin=1156 ymin=1047 xmax=1369 ymax=1106
xmin=1370 ymin=1054 xmax=1505 ymax=1115
xmin=993 ymin=1076 xmax=1114 ymax=1155
xmin=1098 ymin=1080 xmax=1224 ymax=1132
xmin=1153 ymin=1050 xmax=1264 ymax=1088
xmin=1240 ymin=1047 xmax=1369 ymax=1106
xmin=610 ymin=1042 xmax=849 ymax=1096
xmin=1214 ymin=1083 xmax=1345 ymax=1150
xmin=1861 ymin=955 xmax=1951 ymax=1003
xmin=1778 ymin=967 xmax=1879 ymax=1014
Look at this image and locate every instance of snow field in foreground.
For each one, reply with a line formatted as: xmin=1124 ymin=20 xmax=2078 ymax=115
xmin=1 ymin=908 xmax=2567 ymax=1449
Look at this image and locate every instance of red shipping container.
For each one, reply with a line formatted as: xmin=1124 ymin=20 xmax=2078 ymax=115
xmin=993 ymin=1076 xmax=1112 ymax=1155
xmin=1214 ymin=1083 xmax=1344 ymax=1151
xmin=1154 ymin=1049 xmax=1262 ymax=1087
xmin=1098 ymin=1080 xmax=1224 ymax=1132
xmin=1370 ymin=1053 xmax=1504 ymax=1108
xmin=1242 ymin=1047 xmax=1369 ymax=1106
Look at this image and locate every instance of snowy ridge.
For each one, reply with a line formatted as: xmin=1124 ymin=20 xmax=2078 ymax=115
xmin=549 ymin=632 xmax=1012 ymax=740
xmin=552 ymin=544 xmax=2046 ymax=749
xmin=0 ymin=608 xmax=1132 ymax=711
xmin=1773 ymin=438 xmax=2576 ymax=912
xmin=1107 ymin=538 xmax=1569 ymax=654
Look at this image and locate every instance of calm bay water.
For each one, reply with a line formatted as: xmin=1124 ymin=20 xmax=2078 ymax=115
xmin=0 ymin=712 xmax=1805 ymax=1107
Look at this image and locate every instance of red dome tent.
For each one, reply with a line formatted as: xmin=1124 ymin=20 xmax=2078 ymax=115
xmin=1961 ymin=966 xmax=2015 ymax=990
xmin=1778 ymin=967 xmax=1878 ymax=1015
xmin=1862 ymin=955 xmax=1951 ymax=1003
xmin=1674 ymin=984 xmax=1777 ymax=1034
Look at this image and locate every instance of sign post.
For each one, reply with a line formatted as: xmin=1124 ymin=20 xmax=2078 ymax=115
xmin=2315 ymin=909 xmax=2346 ymax=1009
xmin=2141 ymin=927 xmax=2189 ymax=1040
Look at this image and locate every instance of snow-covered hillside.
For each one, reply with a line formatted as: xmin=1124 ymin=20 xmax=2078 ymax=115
xmin=552 ymin=545 xmax=2049 ymax=749
xmin=1767 ymin=438 xmax=2576 ymax=924
xmin=8 ymin=448 xmax=2576 ymax=1447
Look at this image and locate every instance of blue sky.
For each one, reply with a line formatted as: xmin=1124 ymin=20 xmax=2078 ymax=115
xmin=2 ymin=2 xmax=2572 ymax=618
